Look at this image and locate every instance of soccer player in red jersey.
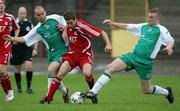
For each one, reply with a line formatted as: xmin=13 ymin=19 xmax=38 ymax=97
xmin=0 ymin=0 xmax=19 ymax=101
xmin=40 ymin=11 xmax=112 ymax=104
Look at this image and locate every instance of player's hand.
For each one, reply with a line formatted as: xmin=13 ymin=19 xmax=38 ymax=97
xmin=3 ymin=35 xmax=13 ymax=41
xmin=56 ymin=24 xmax=63 ymax=31
xmin=163 ymin=46 xmax=173 ymax=55
xmin=104 ymin=45 xmax=112 ymax=53
xmin=103 ymin=19 xmax=113 ymax=25
xmin=32 ymin=49 xmax=38 ymax=57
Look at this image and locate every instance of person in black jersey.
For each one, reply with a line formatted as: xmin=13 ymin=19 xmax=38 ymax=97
xmin=10 ymin=7 xmax=38 ymax=94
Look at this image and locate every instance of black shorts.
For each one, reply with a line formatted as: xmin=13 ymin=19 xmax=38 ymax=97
xmin=10 ymin=46 xmax=33 ymax=65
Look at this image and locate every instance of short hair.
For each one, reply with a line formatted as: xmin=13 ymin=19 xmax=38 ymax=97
xmin=34 ymin=5 xmax=45 ymax=12
xmin=63 ymin=11 xmax=75 ymax=21
xmin=149 ymin=8 xmax=160 ymax=15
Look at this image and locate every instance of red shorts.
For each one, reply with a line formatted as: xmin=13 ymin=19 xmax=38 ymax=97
xmin=62 ymin=52 xmax=92 ymax=69
xmin=0 ymin=51 xmax=11 ymax=65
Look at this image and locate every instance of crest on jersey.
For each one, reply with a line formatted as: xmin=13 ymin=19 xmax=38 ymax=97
xmin=148 ymin=27 xmax=152 ymax=32
xmin=45 ymin=24 xmax=50 ymax=29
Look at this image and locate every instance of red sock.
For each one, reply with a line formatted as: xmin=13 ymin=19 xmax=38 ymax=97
xmin=0 ymin=74 xmax=12 ymax=94
xmin=85 ymin=74 xmax=94 ymax=89
xmin=47 ymin=77 xmax=61 ymax=101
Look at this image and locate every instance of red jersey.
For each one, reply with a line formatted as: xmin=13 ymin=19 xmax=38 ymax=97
xmin=66 ymin=19 xmax=102 ymax=54
xmin=0 ymin=12 xmax=19 ymax=53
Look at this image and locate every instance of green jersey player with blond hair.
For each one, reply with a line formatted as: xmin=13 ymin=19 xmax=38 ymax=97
xmin=84 ymin=8 xmax=174 ymax=104
xmin=4 ymin=6 xmax=69 ymax=103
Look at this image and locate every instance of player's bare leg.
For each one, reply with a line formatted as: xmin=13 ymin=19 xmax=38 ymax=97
xmin=47 ymin=61 xmax=69 ymax=103
xmin=82 ymin=63 xmax=94 ymax=89
xmin=40 ymin=61 xmax=70 ymax=104
xmin=141 ymin=80 xmax=174 ymax=104
xmin=85 ymin=58 xmax=127 ymax=103
xmin=0 ymin=64 xmax=14 ymax=101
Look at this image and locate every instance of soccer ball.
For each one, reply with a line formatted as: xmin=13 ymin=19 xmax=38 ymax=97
xmin=70 ymin=92 xmax=84 ymax=104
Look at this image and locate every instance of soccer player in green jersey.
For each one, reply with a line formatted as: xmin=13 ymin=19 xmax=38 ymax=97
xmin=4 ymin=6 xmax=69 ymax=103
xmin=84 ymin=8 xmax=174 ymax=104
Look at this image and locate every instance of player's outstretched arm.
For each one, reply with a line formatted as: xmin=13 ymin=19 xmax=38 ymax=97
xmin=3 ymin=35 xmax=26 ymax=43
xmin=103 ymin=19 xmax=127 ymax=30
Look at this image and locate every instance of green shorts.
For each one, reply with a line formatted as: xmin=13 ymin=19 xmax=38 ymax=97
xmin=119 ymin=52 xmax=154 ymax=80
xmin=48 ymin=52 xmax=64 ymax=65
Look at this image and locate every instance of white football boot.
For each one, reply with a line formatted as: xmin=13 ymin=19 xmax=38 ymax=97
xmin=5 ymin=90 xmax=14 ymax=101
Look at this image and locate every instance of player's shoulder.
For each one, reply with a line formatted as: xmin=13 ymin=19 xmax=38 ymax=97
xmin=77 ymin=19 xmax=87 ymax=24
xmin=138 ymin=23 xmax=148 ymax=27
xmin=156 ymin=25 xmax=169 ymax=32
xmin=47 ymin=14 xmax=63 ymax=19
xmin=4 ymin=12 xmax=15 ymax=19
xmin=47 ymin=14 xmax=65 ymax=22
xmin=33 ymin=23 xmax=41 ymax=30
xmin=76 ymin=19 xmax=89 ymax=28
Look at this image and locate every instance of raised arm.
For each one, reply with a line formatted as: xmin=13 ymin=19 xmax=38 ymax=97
xmin=103 ymin=19 xmax=127 ymax=30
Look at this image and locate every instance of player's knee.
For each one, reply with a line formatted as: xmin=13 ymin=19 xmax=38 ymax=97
xmin=83 ymin=70 xmax=91 ymax=76
xmin=25 ymin=65 xmax=32 ymax=71
xmin=0 ymin=69 xmax=6 ymax=75
xmin=48 ymin=67 xmax=55 ymax=74
xmin=106 ymin=64 xmax=114 ymax=73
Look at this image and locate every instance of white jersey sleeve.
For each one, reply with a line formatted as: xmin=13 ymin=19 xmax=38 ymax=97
xmin=23 ymin=23 xmax=43 ymax=47
xmin=47 ymin=14 xmax=67 ymax=29
xmin=127 ymin=23 xmax=147 ymax=36
xmin=159 ymin=26 xmax=174 ymax=46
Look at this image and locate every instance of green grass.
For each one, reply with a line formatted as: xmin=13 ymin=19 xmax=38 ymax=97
xmin=0 ymin=74 xmax=180 ymax=111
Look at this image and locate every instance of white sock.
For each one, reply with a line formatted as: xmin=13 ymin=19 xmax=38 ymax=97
xmin=48 ymin=77 xmax=54 ymax=89
xmin=48 ymin=76 xmax=67 ymax=96
xmin=59 ymin=81 xmax=67 ymax=96
xmin=90 ymin=71 xmax=111 ymax=94
xmin=151 ymin=85 xmax=169 ymax=96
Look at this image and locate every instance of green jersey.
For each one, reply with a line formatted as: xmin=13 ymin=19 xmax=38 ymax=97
xmin=119 ymin=23 xmax=174 ymax=80
xmin=23 ymin=14 xmax=68 ymax=63
xmin=127 ymin=23 xmax=174 ymax=59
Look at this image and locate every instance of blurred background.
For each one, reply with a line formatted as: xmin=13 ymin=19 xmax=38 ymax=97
xmin=6 ymin=0 xmax=180 ymax=74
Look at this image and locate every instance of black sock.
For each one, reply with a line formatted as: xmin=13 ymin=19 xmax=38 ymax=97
xmin=26 ymin=71 xmax=33 ymax=89
xmin=15 ymin=73 xmax=21 ymax=89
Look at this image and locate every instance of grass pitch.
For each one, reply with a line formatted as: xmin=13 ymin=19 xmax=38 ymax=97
xmin=0 ymin=74 xmax=179 ymax=111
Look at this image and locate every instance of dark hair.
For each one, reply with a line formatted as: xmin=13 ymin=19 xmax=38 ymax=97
xmin=63 ymin=11 xmax=75 ymax=20
xmin=149 ymin=8 xmax=160 ymax=15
